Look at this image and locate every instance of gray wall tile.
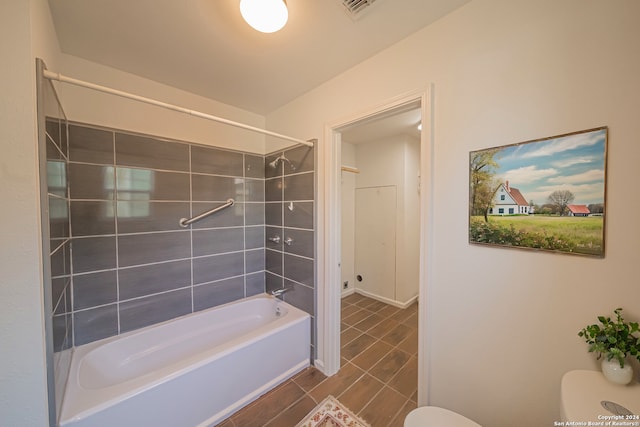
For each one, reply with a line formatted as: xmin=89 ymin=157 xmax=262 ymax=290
xmin=265 ymin=271 xmax=283 ymax=294
xmin=70 ymin=201 xmax=115 ymax=236
xmin=69 ymin=163 xmax=114 ymax=200
xmin=192 ymin=252 xmax=244 ymax=285
xmin=193 ymin=276 xmax=245 ymax=311
xmin=119 ymin=289 xmax=192 ymax=333
xmin=245 ymin=249 xmax=265 ymax=273
xmin=192 ymin=227 xmax=244 ymax=257
xmin=245 ymin=226 xmax=265 ymax=250
xmin=284 ymin=254 xmax=314 ymax=288
xmin=118 ymin=231 xmax=190 ymax=267
xmin=245 ymin=178 xmax=264 ymax=202
xmin=265 ymin=202 xmax=282 ymax=226
xmin=265 ymin=226 xmax=283 ymax=251
xmin=73 ymin=270 xmax=117 ymax=310
xmin=245 ymin=203 xmax=265 ymax=226
xmin=72 ymin=237 xmax=116 ymax=273
xmin=283 ymin=228 xmax=314 ymax=259
xmin=265 ymin=177 xmax=283 ymax=201
xmin=116 ymin=168 xmax=189 ymax=201
xmin=69 ymin=124 xmax=113 ymax=164
xmin=192 ymin=174 xmax=244 ymax=202
xmin=191 ymin=202 xmax=244 ymax=228
xmin=74 ymin=304 xmax=118 ymax=346
xmin=284 ymin=201 xmax=313 ymax=230
xmin=191 ymin=146 xmax=243 ymax=177
xmin=284 ymin=145 xmax=314 ymax=175
xmin=265 ymin=249 xmax=283 ymax=276
xmin=119 ymin=260 xmax=191 ymax=300
xmin=284 ymin=172 xmax=314 ymax=201
xmin=283 ymin=279 xmax=314 ymax=315
xmin=245 ymin=154 xmax=265 ymax=178
xmin=116 ymin=201 xmax=189 ymax=233
xmin=246 ymin=272 xmax=265 ymax=296
xmin=115 ymin=133 xmax=189 ymax=171
xmin=265 ymin=153 xmax=283 ymax=178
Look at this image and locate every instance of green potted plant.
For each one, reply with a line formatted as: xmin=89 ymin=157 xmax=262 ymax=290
xmin=578 ymin=308 xmax=640 ymax=385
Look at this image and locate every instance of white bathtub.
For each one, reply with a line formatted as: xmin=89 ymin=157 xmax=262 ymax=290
xmin=58 ymin=294 xmax=311 ymax=427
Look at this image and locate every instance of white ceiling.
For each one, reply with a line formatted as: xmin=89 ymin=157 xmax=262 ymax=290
xmin=48 ymin=0 xmax=469 ymax=115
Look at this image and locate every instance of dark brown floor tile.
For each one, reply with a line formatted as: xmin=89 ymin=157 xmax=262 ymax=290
xmin=369 ymin=349 xmax=411 ymax=383
xmin=265 ymin=395 xmax=317 ymax=426
xmin=336 ymin=373 xmax=384 ymax=414
xmin=377 ymin=304 xmax=401 ymax=318
xmin=365 ymin=300 xmax=389 ymax=313
xmin=402 ymin=312 xmax=418 ymax=329
xmin=309 ymin=362 xmax=365 ymax=402
xmin=351 ymin=340 xmax=393 ymax=371
xmin=342 ymin=293 xmax=367 ymax=304
xmin=388 ymin=356 xmax=418 ymax=398
xmin=410 ymin=390 xmax=418 ymax=403
xmin=341 ymin=327 xmax=362 ymax=347
xmin=352 ymin=313 xmax=384 ymax=332
xmin=367 ymin=318 xmax=400 ymax=340
xmin=341 ymin=303 xmax=362 ymax=318
xmin=341 ymin=333 xmax=376 ymax=360
xmin=292 ymin=367 xmax=327 ymax=392
xmin=359 ymin=386 xmax=407 ymax=427
xmin=396 ymin=329 xmax=418 ymax=356
xmin=391 ymin=305 xmax=416 ymax=323
xmin=343 ymin=308 xmax=372 ymax=326
xmin=230 ymin=380 xmax=305 ymax=427
xmin=381 ymin=323 xmax=413 ymax=346
xmin=354 ymin=296 xmax=378 ymax=308
xmin=389 ymin=399 xmax=417 ymax=427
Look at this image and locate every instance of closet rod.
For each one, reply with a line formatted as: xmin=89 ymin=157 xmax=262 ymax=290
xmin=43 ymin=69 xmax=314 ymax=147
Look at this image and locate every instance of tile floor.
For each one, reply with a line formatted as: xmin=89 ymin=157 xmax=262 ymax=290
xmin=216 ymin=292 xmax=418 ymax=427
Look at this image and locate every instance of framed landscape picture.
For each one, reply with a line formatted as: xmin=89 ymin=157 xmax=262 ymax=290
xmin=469 ymin=127 xmax=608 ymax=257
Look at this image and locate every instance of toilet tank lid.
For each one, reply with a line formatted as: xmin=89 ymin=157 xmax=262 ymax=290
xmin=405 ymin=406 xmax=481 ymax=427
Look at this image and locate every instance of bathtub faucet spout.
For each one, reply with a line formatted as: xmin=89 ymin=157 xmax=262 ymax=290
xmin=271 ymin=288 xmax=290 ymax=297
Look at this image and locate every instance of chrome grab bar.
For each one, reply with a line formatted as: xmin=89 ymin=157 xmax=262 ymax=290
xmin=179 ymin=198 xmax=234 ymax=228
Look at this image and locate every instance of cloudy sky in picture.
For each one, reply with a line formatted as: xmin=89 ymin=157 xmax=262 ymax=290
xmin=494 ymin=128 xmax=607 ymax=206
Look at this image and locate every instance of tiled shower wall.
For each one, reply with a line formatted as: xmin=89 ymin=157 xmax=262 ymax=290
xmin=51 ymin=121 xmax=317 ymax=354
xmin=54 ymin=122 xmax=269 ymax=347
xmin=264 ymin=145 xmax=316 ymax=358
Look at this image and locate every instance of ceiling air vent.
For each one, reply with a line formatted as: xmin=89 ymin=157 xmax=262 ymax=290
xmin=341 ymin=0 xmax=379 ymax=20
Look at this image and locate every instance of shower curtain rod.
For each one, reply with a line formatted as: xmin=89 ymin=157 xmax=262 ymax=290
xmin=42 ymin=69 xmax=314 ymax=147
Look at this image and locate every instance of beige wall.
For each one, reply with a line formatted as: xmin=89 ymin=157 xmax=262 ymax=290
xmin=57 ymin=54 xmax=267 ymax=154
xmin=0 ymin=0 xmax=60 ymax=425
xmin=266 ymin=0 xmax=640 ymax=425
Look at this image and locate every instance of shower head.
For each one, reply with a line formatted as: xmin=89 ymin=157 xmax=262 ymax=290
xmin=268 ymin=155 xmax=295 ymax=171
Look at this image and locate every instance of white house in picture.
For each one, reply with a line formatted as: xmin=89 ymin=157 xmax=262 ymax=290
xmin=489 ymin=181 xmax=531 ymax=215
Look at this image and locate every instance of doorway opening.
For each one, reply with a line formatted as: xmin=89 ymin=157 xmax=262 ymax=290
xmin=319 ymin=88 xmax=433 ymax=406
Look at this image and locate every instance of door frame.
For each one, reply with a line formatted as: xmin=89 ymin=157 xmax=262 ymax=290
xmin=316 ymin=86 xmax=434 ymax=405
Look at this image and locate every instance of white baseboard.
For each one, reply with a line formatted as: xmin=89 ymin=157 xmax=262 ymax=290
xmin=351 ymin=288 xmax=418 ymax=309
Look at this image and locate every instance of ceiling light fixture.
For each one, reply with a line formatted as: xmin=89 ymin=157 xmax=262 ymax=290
xmin=240 ymin=0 xmax=288 ymax=33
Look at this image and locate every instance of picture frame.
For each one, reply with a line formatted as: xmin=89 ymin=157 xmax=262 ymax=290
xmin=469 ymin=127 xmax=608 ymax=257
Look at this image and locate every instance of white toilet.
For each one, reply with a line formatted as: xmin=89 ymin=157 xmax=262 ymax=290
xmin=405 ymin=406 xmax=481 ymax=426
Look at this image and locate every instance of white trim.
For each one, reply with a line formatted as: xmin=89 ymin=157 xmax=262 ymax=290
xmin=318 ymin=87 xmax=435 ymax=405
xmin=42 ymin=69 xmax=313 ymax=147
xmin=351 ymin=289 xmax=418 ymax=309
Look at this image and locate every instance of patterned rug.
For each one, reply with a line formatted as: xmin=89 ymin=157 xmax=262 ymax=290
xmin=296 ymin=395 xmax=371 ymax=427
